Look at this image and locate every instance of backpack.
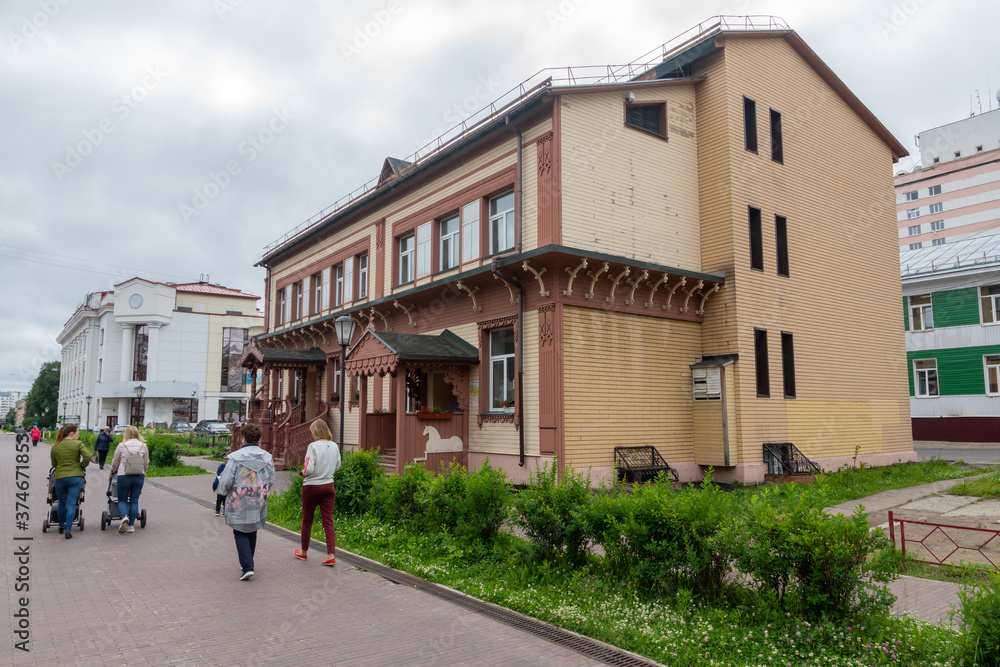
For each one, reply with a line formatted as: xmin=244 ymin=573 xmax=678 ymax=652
xmin=122 ymin=444 xmax=145 ymax=476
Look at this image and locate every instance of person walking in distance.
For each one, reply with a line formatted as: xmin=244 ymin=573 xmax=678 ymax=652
xmin=94 ymin=426 xmax=112 ymax=470
xmin=30 ymin=424 xmax=41 ymax=447
xmin=50 ymin=424 xmax=91 ymax=539
xmin=109 ymin=425 xmax=149 ymax=533
xmin=217 ymin=423 xmax=274 ymax=581
xmin=294 ymin=419 xmax=342 ymax=566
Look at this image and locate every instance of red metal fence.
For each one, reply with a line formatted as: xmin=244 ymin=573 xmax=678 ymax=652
xmin=887 ymin=510 xmax=1000 ymax=571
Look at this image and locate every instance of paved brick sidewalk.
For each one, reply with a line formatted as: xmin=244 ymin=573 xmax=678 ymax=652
xmin=0 ymin=435 xmax=605 ymax=666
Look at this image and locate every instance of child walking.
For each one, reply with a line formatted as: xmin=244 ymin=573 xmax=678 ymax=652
xmin=212 ymin=461 xmax=227 ymax=516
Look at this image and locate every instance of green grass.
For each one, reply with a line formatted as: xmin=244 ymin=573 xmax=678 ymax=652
xmin=947 ymin=470 xmax=1000 ymax=498
xmin=145 ymin=464 xmax=211 ymax=478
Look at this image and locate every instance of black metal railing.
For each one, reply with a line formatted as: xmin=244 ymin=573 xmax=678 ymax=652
xmin=762 ymin=442 xmax=821 ymax=475
xmin=614 ymin=446 xmax=678 ymax=483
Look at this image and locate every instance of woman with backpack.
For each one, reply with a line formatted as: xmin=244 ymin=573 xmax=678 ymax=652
xmin=109 ymin=425 xmax=149 ymax=533
xmin=216 ymin=423 xmax=274 ymax=581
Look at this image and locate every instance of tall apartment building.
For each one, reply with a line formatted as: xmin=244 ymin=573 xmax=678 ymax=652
xmin=244 ymin=17 xmax=913 ymax=483
xmin=0 ymin=391 xmax=25 ymax=418
xmin=56 ymin=278 xmax=263 ymax=430
xmin=896 ymin=106 xmax=1000 ymax=250
xmin=901 ymin=234 xmax=1000 ymax=441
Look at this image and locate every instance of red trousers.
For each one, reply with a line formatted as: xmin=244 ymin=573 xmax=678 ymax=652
xmin=301 ymin=482 xmax=336 ymax=554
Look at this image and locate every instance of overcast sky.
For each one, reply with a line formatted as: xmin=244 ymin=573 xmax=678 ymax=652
xmin=1 ymin=0 xmax=996 ymax=393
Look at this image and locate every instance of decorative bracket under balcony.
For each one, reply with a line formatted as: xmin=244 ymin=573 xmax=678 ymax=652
xmin=584 ymin=262 xmax=609 ymax=300
xmin=606 ymin=266 xmax=631 ymax=303
xmin=455 ymin=281 xmax=482 ymax=312
xmin=563 ymin=258 xmax=589 ymax=296
xmin=521 ymin=260 xmax=550 ymax=297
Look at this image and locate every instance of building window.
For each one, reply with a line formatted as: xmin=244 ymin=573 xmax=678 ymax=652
xmin=489 ymin=327 xmax=515 ymax=411
xmin=221 ymin=327 xmax=247 ymax=392
xmin=985 ymin=355 xmax=1000 ymax=395
xmin=931 ymin=220 xmax=944 ymax=232
xmin=218 ymin=399 xmax=246 ymax=424
xmin=399 ymin=233 xmax=415 ymax=284
xmin=754 ymin=328 xmax=769 ymax=397
xmin=928 ymin=184 xmax=941 ymax=196
xmin=133 ymin=325 xmax=148 ymax=382
xmin=932 ymin=238 xmax=946 ymax=246
xmin=743 ymin=96 xmax=758 ymax=152
xmin=749 ymin=206 xmax=763 ymax=271
xmin=909 ymin=242 xmax=922 ymax=250
xmin=929 ymin=202 xmax=943 ymax=214
xmin=461 ymin=200 xmax=480 ymax=264
xmin=416 ymin=221 xmax=432 ymax=278
xmin=907 ymin=225 xmax=921 ymax=236
xmin=343 ymin=257 xmax=354 ymax=303
xmin=100 ymin=328 xmax=105 ymax=345
xmin=98 ymin=359 xmax=103 ymax=382
xmin=954 ymin=151 xmax=961 ymax=158
xmin=781 ymin=332 xmax=795 ymax=398
xmin=358 ymin=253 xmax=368 ymax=299
xmin=914 ymin=359 xmax=938 ymax=397
xmin=440 ymin=213 xmax=460 ymax=271
xmin=624 ymin=102 xmax=667 ymax=139
xmin=980 ymin=285 xmax=1000 ymax=324
xmin=312 ymin=272 xmax=322 ymax=314
xmin=906 ymin=208 xmax=920 ymax=219
xmin=489 ymin=191 xmax=515 ymax=255
xmin=294 ymin=282 xmax=303 ymax=320
xmin=909 ymin=294 xmax=933 ymax=330
xmin=775 ymin=214 xmax=789 ymax=277
xmin=904 ymin=191 xmax=918 ymax=201
xmin=334 ymin=264 xmax=344 ymax=306
xmin=277 ymin=287 xmax=286 ymax=325
xmin=693 ymin=367 xmax=722 ymax=401
xmin=769 ymin=108 xmax=783 ymax=163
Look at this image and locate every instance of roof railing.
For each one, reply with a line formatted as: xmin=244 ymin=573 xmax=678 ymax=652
xmin=902 ymin=251 xmax=1000 ymax=277
xmin=262 ymin=15 xmax=790 ymax=257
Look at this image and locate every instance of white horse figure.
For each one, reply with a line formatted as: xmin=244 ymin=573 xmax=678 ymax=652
xmin=422 ymin=425 xmax=463 ymax=453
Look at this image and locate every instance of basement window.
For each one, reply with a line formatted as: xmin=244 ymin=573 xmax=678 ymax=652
xmin=624 ymin=102 xmax=667 ymax=140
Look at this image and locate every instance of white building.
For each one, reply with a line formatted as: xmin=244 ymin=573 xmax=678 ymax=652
xmin=0 ymin=391 xmax=25 ymax=418
xmin=896 ymin=106 xmax=1000 ymax=250
xmin=56 ymin=278 xmax=264 ymax=430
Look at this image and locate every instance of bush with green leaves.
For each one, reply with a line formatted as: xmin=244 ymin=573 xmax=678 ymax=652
xmin=423 ymin=461 xmax=511 ymax=548
xmin=955 ymin=570 xmax=1000 ymax=667
xmin=334 ymin=448 xmax=386 ymax=515
xmin=147 ymin=438 xmax=180 ymax=468
xmin=513 ymin=462 xmax=592 ymax=565
xmin=376 ymin=462 xmax=433 ymax=524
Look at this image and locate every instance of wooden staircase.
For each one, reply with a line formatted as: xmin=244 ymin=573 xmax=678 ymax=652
xmin=378 ymin=448 xmax=396 ymax=476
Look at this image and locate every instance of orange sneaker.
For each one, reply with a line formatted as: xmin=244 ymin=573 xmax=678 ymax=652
xmin=294 ymin=549 xmax=307 ymax=560
xmin=321 ymin=556 xmax=336 ymax=566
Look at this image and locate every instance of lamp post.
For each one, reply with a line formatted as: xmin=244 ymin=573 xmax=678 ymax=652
xmin=85 ymin=395 xmax=92 ymax=432
xmin=333 ymin=315 xmax=357 ymax=454
xmin=62 ymin=402 xmax=67 ymax=427
xmin=134 ymin=384 xmax=146 ymax=426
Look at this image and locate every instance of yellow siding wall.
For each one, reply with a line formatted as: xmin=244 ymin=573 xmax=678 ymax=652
xmin=693 ymin=38 xmax=912 ymax=462
xmin=692 ymin=400 xmax=725 ymax=466
xmin=562 ymin=307 xmax=700 ymax=469
xmin=560 ymin=86 xmax=702 ymax=271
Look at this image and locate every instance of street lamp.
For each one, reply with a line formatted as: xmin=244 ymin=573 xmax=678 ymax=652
xmin=134 ymin=384 xmax=145 ymax=426
xmin=333 ymin=315 xmax=357 ymax=454
xmin=85 ymin=395 xmax=92 ymax=432
xmin=62 ymin=402 xmax=67 ymax=427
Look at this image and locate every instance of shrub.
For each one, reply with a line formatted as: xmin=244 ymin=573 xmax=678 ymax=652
xmin=512 ymin=462 xmax=592 ymax=565
xmin=377 ymin=462 xmax=432 ymax=525
xmin=148 ymin=440 xmax=180 ymax=468
xmin=424 ymin=462 xmax=468 ymax=534
xmin=722 ymin=488 xmax=796 ymax=604
xmin=457 ymin=461 xmax=511 ymax=545
xmin=334 ymin=448 xmax=385 ymax=516
xmin=956 ymin=570 xmax=1000 ymax=667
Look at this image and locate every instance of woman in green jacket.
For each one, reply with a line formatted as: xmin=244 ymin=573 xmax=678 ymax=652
xmin=50 ymin=424 xmax=91 ymax=539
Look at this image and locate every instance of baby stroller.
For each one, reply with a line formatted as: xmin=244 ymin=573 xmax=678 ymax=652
xmin=101 ymin=476 xmax=147 ymax=530
xmin=42 ymin=467 xmax=85 ymax=532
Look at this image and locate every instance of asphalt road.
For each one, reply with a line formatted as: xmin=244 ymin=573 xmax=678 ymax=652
xmin=914 ymin=442 xmax=1000 ymax=464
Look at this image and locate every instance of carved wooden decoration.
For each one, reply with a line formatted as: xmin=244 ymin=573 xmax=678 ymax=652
xmin=680 ymin=279 xmax=704 ymax=313
xmin=563 ymin=258 xmax=589 ymax=296
xmin=625 ymin=269 xmax=648 ymax=305
xmin=493 ymin=274 xmax=517 ymax=304
xmin=370 ymin=307 xmax=391 ymax=331
xmin=606 ymin=266 xmax=631 ymax=303
xmin=455 ymin=280 xmax=482 ymax=312
xmin=644 ymin=273 xmax=671 ymax=309
xmin=584 ymin=261 xmax=609 ymax=300
xmin=697 ymin=283 xmax=721 ymax=315
xmin=521 ymin=260 xmax=550 ymax=297
xmin=393 ymin=300 xmax=417 ymax=327
xmin=664 ymin=276 xmax=687 ymax=311
xmin=536 ymin=132 xmax=553 ymax=177
xmin=375 ymin=220 xmax=385 ymax=250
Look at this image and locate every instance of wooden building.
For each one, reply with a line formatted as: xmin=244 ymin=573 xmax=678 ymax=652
xmin=242 ymin=17 xmax=915 ymax=484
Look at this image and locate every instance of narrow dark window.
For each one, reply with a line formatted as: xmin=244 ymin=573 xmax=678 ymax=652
xmin=775 ymin=215 xmax=789 ymax=277
xmin=743 ymin=96 xmax=758 ymax=152
xmin=754 ymin=328 xmax=770 ymax=397
xmin=770 ymin=108 xmax=783 ymax=163
xmin=625 ymin=102 xmax=667 ymax=139
xmin=781 ymin=332 xmax=796 ymax=398
xmin=749 ymin=206 xmax=763 ymax=271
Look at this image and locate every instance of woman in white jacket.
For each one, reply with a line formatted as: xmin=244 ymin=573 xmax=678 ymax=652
xmin=294 ymin=419 xmax=342 ymax=566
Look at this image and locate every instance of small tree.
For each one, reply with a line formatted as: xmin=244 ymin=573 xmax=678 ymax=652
xmin=23 ymin=361 xmax=59 ymax=428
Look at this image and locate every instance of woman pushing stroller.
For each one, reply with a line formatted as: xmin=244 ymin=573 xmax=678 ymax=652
xmin=50 ymin=424 xmax=91 ymax=539
xmin=109 ymin=425 xmax=149 ymax=533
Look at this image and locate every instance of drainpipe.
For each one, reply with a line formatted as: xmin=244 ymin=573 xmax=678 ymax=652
xmin=490 ymin=116 xmax=525 ymax=466
xmin=264 ymin=266 xmax=272 ymax=332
